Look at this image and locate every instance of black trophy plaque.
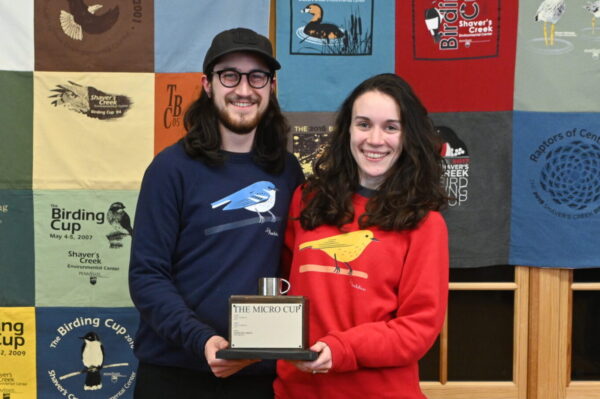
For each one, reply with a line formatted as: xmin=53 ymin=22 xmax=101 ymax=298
xmin=216 ymin=295 xmax=317 ymax=361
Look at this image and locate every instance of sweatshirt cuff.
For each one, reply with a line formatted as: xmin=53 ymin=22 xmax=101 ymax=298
xmin=196 ymin=331 xmax=218 ymax=360
xmin=319 ymin=334 xmax=358 ymax=373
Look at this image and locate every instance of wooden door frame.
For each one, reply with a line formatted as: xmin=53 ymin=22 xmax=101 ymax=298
xmin=422 ymin=266 xmax=600 ymax=399
xmin=528 ymin=268 xmax=600 ymax=399
xmin=421 ymin=266 xmax=529 ymax=399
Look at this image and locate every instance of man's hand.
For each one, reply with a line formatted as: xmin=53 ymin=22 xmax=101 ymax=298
xmin=204 ymin=335 xmax=259 ymax=378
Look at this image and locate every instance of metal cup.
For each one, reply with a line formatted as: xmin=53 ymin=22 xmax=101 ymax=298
xmin=258 ymin=277 xmax=290 ymax=296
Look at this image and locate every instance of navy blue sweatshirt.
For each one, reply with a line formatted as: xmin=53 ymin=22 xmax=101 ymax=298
xmin=129 ymin=141 xmax=303 ymax=374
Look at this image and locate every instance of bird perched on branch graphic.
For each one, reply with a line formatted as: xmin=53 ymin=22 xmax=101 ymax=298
xmin=80 ymin=331 xmax=104 ymax=391
xmin=106 ymin=202 xmax=133 ymax=248
xmin=60 ymin=0 xmax=120 ymax=41
xmin=211 ymin=181 xmax=278 ymax=223
xmin=107 ymin=202 xmax=133 ymax=236
xmin=299 ymin=230 xmax=379 ymax=274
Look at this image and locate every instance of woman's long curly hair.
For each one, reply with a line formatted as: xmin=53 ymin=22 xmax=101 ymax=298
xmin=182 ymin=73 xmax=289 ymax=175
xmin=300 ymin=73 xmax=448 ymax=231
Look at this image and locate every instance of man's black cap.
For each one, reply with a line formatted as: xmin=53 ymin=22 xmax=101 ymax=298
xmin=203 ymin=27 xmax=281 ymax=73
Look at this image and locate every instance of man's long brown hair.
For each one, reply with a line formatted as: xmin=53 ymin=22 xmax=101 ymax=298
xmin=300 ymin=73 xmax=448 ymax=231
xmin=182 ymin=71 xmax=288 ymax=175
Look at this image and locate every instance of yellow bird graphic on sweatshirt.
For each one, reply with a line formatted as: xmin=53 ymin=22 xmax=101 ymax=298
xmin=299 ymin=230 xmax=379 ymax=274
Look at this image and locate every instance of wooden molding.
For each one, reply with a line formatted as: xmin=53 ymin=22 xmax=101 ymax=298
xmin=449 ymin=282 xmax=518 ymax=290
xmin=421 ymin=381 xmax=518 ymax=399
xmin=566 ymin=382 xmax=600 ymax=398
xmin=527 ymin=268 xmax=572 ymax=399
xmin=514 ymin=266 xmax=530 ymax=399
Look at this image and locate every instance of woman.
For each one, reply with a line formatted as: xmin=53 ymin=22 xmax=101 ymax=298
xmin=274 ymin=73 xmax=449 ymax=398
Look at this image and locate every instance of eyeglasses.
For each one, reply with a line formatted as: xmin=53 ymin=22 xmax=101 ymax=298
xmin=213 ymin=69 xmax=273 ymax=89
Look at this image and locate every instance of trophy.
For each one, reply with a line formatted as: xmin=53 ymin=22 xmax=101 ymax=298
xmin=216 ymin=277 xmax=317 ymax=360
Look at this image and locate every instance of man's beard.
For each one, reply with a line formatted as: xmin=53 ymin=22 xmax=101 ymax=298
xmin=215 ymin=95 xmax=267 ymax=135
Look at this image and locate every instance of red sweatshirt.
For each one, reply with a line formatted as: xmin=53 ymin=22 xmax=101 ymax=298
xmin=274 ymin=188 xmax=449 ymax=399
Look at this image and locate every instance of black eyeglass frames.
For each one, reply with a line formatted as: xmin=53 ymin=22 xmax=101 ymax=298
xmin=212 ymin=69 xmax=273 ymax=89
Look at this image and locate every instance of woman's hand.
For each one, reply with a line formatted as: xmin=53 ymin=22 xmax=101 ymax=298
xmin=290 ymin=341 xmax=332 ymax=374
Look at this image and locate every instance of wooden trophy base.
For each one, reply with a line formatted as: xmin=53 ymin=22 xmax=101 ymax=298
xmin=216 ymin=348 xmax=318 ymax=361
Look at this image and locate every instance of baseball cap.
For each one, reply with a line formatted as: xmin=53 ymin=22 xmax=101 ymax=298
xmin=203 ymin=27 xmax=281 ymax=73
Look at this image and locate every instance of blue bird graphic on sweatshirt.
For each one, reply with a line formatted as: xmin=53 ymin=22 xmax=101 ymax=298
xmin=211 ymin=181 xmax=278 ymax=223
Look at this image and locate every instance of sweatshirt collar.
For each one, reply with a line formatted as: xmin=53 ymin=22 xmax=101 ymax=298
xmin=356 ymin=185 xmax=376 ymax=198
xmin=222 ymin=150 xmax=253 ymax=163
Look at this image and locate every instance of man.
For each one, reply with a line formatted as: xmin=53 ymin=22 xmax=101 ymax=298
xmin=129 ymin=28 xmax=304 ymax=398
